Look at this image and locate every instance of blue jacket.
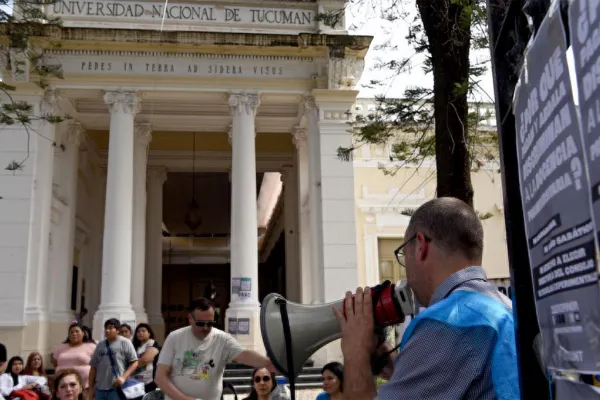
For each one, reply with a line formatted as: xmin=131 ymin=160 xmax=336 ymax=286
xmin=400 ymin=290 xmax=521 ymax=400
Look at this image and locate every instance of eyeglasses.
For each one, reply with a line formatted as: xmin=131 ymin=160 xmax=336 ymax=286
xmin=394 ymin=233 xmax=432 ymax=267
xmin=254 ymin=376 xmax=271 ymax=383
xmin=191 ymin=316 xmax=216 ymax=328
xmin=194 ymin=321 xmax=216 ymax=328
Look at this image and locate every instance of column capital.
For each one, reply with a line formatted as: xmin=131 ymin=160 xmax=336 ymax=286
xmin=67 ymin=121 xmax=85 ymax=148
xmin=134 ymin=123 xmax=153 ymax=147
xmin=147 ymin=166 xmax=168 ymax=184
xmin=41 ymin=88 xmax=63 ymax=115
xmin=291 ymin=126 xmax=307 ymax=149
xmin=229 ymin=93 xmax=260 ymax=116
xmin=304 ymin=96 xmax=317 ymax=110
xmin=104 ymin=91 xmax=141 ymax=115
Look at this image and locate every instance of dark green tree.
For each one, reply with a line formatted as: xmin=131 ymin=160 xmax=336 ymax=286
xmin=325 ymin=0 xmax=499 ymax=208
xmin=0 ymin=0 xmax=65 ymax=172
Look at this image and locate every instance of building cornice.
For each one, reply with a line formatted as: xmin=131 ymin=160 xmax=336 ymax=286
xmin=24 ymin=26 xmax=372 ymax=58
xmin=99 ymin=149 xmax=293 ymax=172
xmin=47 ymin=49 xmax=319 ymax=63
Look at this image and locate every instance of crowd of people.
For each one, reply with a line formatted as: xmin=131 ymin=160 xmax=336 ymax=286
xmin=0 ymin=318 xmax=163 ymax=400
xmin=0 ymin=198 xmax=524 ymax=400
xmin=0 ymin=305 xmax=341 ymax=400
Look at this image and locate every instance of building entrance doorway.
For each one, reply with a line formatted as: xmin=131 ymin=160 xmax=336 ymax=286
xmin=160 ymin=232 xmax=287 ymax=336
xmin=162 ymin=264 xmax=231 ymax=334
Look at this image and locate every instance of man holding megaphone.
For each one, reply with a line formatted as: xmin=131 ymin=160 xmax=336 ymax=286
xmin=334 ymin=198 xmax=520 ymax=399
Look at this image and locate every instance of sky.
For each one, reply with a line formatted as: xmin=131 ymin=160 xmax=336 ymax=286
xmin=346 ymin=1 xmax=586 ymax=107
xmin=345 ymin=1 xmax=497 ymax=102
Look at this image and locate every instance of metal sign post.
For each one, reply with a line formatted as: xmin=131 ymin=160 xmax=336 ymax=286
xmin=486 ymin=0 xmax=551 ymax=398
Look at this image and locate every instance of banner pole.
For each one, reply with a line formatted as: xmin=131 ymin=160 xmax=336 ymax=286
xmin=486 ymin=1 xmax=550 ymax=398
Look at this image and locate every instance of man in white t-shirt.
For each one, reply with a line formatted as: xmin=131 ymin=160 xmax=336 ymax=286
xmin=156 ymin=297 xmax=275 ymax=400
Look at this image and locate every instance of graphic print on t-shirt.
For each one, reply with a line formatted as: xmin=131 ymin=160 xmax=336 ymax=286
xmin=174 ymin=350 xmax=215 ymax=381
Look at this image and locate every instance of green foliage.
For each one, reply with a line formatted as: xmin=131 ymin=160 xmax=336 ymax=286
xmin=0 ymin=0 xmax=65 ymax=171
xmin=316 ymin=9 xmax=345 ymax=31
xmin=401 ymin=208 xmax=416 ymax=217
xmin=476 ymin=211 xmax=494 ymax=221
xmin=329 ymin=1 xmax=498 ymax=206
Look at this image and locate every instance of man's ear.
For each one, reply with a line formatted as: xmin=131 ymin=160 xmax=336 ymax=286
xmin=416 ymin=232 xmax=430 ymax=261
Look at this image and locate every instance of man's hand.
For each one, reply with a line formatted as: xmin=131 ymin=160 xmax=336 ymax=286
xmin=265 ymin=360 xmax=279 ymax=374
xmin=332 ymin=287 xmax=378 ymax=398
xmin=333 ymin=287 xmax=376 ymax=361
xmin=113 ymin=376 xmax=125 ymax=387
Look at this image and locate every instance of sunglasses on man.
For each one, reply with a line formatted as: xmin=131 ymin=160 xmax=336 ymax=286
xmin=192 ymin=319 xmax=216 ymax=328
xmin=254 ymin=376 xmax=271 ymax=383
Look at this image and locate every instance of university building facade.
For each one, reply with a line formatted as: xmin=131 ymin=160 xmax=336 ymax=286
xmin=0 ymin=0 xmax=510 ymax=361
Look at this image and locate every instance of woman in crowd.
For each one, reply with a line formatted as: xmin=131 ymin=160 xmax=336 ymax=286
xmin=23 ymin=352 xmax=46 ymax=378
xmin=244 ymin=368 xmax=278 ymax=400
xmin=316 ymin=362 xmax=343 ymax=400
xmin=0 ymin=356 xmax=47 ymax=398
xmin=81 ymin=327 xmax=96 ymax=345
xmin=51 ymin=369 xmax=83 ymax=400
xmin=119 ymin=324 xmax=133 ymax=340
xmin=131 ymin=323 xmax=160 ymax=392
xmin=51 ymin=323 xmax=96 ymax=396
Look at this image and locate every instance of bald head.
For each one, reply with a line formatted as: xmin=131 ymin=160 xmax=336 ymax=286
xmin=407 ymin=197 xmax=484 ymax=263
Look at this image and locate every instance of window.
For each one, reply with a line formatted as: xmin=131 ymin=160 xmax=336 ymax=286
xmin=378 ymin=238 xmax=406 ymax=283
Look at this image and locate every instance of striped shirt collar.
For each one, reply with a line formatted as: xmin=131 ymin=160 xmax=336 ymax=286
xmin=429 ymin=266 xmax=488 ymax=306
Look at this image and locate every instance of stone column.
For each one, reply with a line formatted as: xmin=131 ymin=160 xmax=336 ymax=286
xmin=305 ymin=97 xmax=325 ymax=304
xmin=24 ymin=99 xmax=58 ymax=319
xmin=145 ymin=167 xmax=167 ymax=342
xmin=48 ymin=122 xmax=84 ymax=323
xmin=305 ymin=89 xmax=360 ymax=367
xmin=21 ymin=95 xmax=59 ymax=355
xmin=281 ymin=165 xmax=301 ymax=303
xmin=292 ymin=126 xmax=312 ymax=304
xmin=88 ymin=169 xmax=107 ymax=333
xmin=310 ymin=90 xmax=359 ymax=303
xmin=93 ymin=92 xmax=140 ymax=333
xmin=131 ymin=123 xmax=152 ymax=323
xmin=225 ymin=93 xmax=262 ymax=351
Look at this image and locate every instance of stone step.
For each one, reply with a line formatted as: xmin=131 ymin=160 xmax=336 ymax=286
xmin=222 ymin=389 xmax=321 ymax=400
xmin=223 ymin=364 xmax=323 ymax=395
xmin=224 ymin=374 xmax=322 ymax=384
xmin=222 ymin=381 xmax=323 ymax=394
xmin=223 ymin=366 xmax=322 ymax=378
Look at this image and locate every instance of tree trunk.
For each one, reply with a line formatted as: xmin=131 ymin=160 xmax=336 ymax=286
xmin=416 ymin=0 xmax=475 ymax=208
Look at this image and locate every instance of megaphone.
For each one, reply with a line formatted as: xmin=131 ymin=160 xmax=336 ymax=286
xmin=260 ymin=280 xmax=415 ymax=378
